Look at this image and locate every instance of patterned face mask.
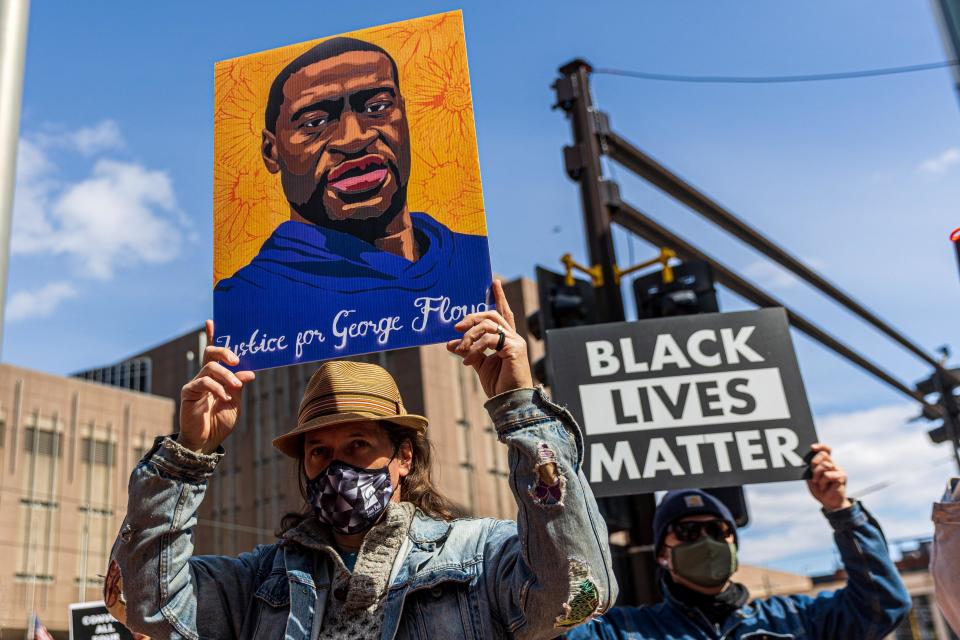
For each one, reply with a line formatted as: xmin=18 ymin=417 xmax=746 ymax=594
xmin=306 ymin=454 xmax=396 ymax=535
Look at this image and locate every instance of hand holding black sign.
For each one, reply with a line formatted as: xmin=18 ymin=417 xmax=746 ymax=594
xmin=547 ymin=308 xmax=819 ymax=496
xmin=805 ymin=443 xmax=853 ymax=511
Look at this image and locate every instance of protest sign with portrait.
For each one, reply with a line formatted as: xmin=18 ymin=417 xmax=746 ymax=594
xmin=213 ymin=11 xmax=492 ymax=369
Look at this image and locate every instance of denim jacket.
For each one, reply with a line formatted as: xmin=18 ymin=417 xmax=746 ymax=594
xmin=110 ymin=387 xmax=617 ymax=639
xmin=566 ymin=501 xmax=911 ymax=640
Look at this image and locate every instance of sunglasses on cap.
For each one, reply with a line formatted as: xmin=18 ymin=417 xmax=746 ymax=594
xmin=669 ymin=519 xmax=733 ymax=543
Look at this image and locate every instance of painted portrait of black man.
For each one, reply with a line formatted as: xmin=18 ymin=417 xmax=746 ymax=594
xmin=213 ymin=12 xmax=492 ymax=370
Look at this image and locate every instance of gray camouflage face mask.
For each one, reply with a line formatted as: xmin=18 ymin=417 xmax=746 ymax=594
xmin=668 ymin=537 xmax=739 ymax=588
xmin=306 ymin=456 xmax=395 ymax=535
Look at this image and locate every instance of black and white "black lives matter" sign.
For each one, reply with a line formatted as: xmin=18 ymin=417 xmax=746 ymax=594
xmin=546 ymin=308 xmax=818 ymax=496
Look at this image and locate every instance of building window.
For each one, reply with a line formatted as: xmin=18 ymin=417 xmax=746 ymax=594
xmin=457 ymin=423 xmax=471 ymax=465
xmin=72 ymin=357 xmax=152 ymax=393
xmin=14 ymin=573 xmax=54 ymax=584
xmin=22 ymin=427 xmax=62 ymax=457
xmin=75 ymin=500 xmax=112 ymax=598
xmin=81 ymin=438 xmax=116 ymax=466
xmin=20 ymin=498 xmax=58 ymax=509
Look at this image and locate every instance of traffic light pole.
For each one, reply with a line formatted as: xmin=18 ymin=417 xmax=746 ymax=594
xmin=555 ymin=59 xmax=624 ymax=323
xmin=556 ymin=59 xmax=660 ymax=606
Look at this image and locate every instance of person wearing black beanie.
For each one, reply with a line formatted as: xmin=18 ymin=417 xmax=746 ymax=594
xmin=566 ymin=443 xmax=912 ymax=639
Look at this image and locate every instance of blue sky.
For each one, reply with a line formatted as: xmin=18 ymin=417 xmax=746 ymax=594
xmin=8 ymin=1 xmax=960 ymax=575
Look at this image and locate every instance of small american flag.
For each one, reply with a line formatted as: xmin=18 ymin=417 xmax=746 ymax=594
xmin=32 ymin=614 xmax=54 ymax=640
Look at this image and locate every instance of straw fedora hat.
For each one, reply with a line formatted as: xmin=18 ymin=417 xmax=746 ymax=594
xmin=272 ymin=360 xmax=428 ymax=458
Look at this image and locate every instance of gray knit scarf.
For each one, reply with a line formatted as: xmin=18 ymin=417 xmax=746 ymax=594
xmin=283 ymin=501 xmax=416 ymax=638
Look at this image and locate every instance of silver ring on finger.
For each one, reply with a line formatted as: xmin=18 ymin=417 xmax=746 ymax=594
xmin=495 ymin=327 xmax=506 ymax=351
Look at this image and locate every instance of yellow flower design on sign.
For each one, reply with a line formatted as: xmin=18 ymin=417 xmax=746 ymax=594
xmin=412 ymin=151 xmax=485 ymax=236
xmin=408 ymin=40 xmax=476 ymax=156
xmin=365 ymin=12 xmax=457 ymax=76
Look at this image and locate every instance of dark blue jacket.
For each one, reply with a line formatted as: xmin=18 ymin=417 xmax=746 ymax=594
xmin=568 ymin=501 xmax=911 ymax=640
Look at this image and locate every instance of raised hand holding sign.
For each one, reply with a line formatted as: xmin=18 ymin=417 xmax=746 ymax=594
xmin=446 ymin=279 xmax=534 ymax=397
xmin=179 ymin=320 xmax=256 ymax=454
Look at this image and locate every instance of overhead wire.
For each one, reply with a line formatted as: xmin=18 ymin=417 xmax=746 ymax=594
xmin=593 ymin=60 xmax=959 ymax=84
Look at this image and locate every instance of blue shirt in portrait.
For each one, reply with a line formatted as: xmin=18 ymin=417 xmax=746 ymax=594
xmin=214 ymin=212 xmax=493 ymax=370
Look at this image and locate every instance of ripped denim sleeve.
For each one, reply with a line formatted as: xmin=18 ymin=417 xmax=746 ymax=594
xmin=484 ymin=386 xmax=618 ymax=638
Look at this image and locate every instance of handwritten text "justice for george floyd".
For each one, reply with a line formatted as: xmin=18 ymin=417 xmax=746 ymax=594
xmin=216 ymin=296 xmax=490 ymax=359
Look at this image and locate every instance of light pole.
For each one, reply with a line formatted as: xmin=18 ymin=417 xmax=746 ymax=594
xmin=0 ymin=0 xmax=30 ymax=361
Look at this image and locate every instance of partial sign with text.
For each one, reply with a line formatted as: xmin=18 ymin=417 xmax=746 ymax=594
xmin=69 ymin=601 xmax=138 ymax=640
xmin=547 ymin=308 xmax=818 ymax=497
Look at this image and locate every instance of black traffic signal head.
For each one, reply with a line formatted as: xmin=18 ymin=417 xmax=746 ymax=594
xmin=912 ymin=366 xmax=960 ymax=447
xmin=928 ymin=424 xmax=949 ymax=444
xmin=914 ymin=368 xmax=960 ymax=397
xmin=528 ymin=266 xmax=599 ymax=386
xmin=534 ymin=265 xmax=598 ymax=332
xmin=633 ymin=260 xmax=718 ymax=319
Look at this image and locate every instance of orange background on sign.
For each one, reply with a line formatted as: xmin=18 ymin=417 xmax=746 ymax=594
xmin=213 ymin=11 xmax=487 ymax=284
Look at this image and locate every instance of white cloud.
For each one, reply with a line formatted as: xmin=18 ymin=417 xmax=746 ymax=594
xmin=742 ymin=259 xmax=798 ymax=290
xmin=11 ymin=125 xmax=183 ymax=279
xmin=49 ymin=159 xmax=181 ymax=278
xmin=6 ymin=281 xmax=78 ymax=322
xmin=917 ymin=147 xmax=960 ymax=175
xmin=34 ymin=119 xmax=124 ymax=155
xmin=69 ymin=120 xmax=124 ymax=155
xmin=10 ymin=139 xmax=57 ymax=253
xmin=738 ymin=403 xmax=953 ymax=571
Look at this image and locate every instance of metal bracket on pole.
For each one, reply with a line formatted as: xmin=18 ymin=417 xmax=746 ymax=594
xmin=599 ymin=179 xmax=622 ymax=209
xmin=593 ymin=110 xmax=612 ymax=138
xmin=614 ymin=248 xmax=677 ymax=285
xmin=561 ymin=253 xmax=604 ymax=288
xmin=563 ymin=145 xmax=585 ymax=180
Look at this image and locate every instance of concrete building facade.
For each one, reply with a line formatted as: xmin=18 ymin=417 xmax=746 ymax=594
xmin=0 ymin=363 xmax=175 ymax=638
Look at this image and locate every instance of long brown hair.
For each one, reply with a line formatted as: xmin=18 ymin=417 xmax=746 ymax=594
xmin=278 ymin=421 xmax=461 ymax=535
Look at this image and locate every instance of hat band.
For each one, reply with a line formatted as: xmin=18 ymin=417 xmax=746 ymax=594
xmin=299 ymin=392 xmax=402 ymax=425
